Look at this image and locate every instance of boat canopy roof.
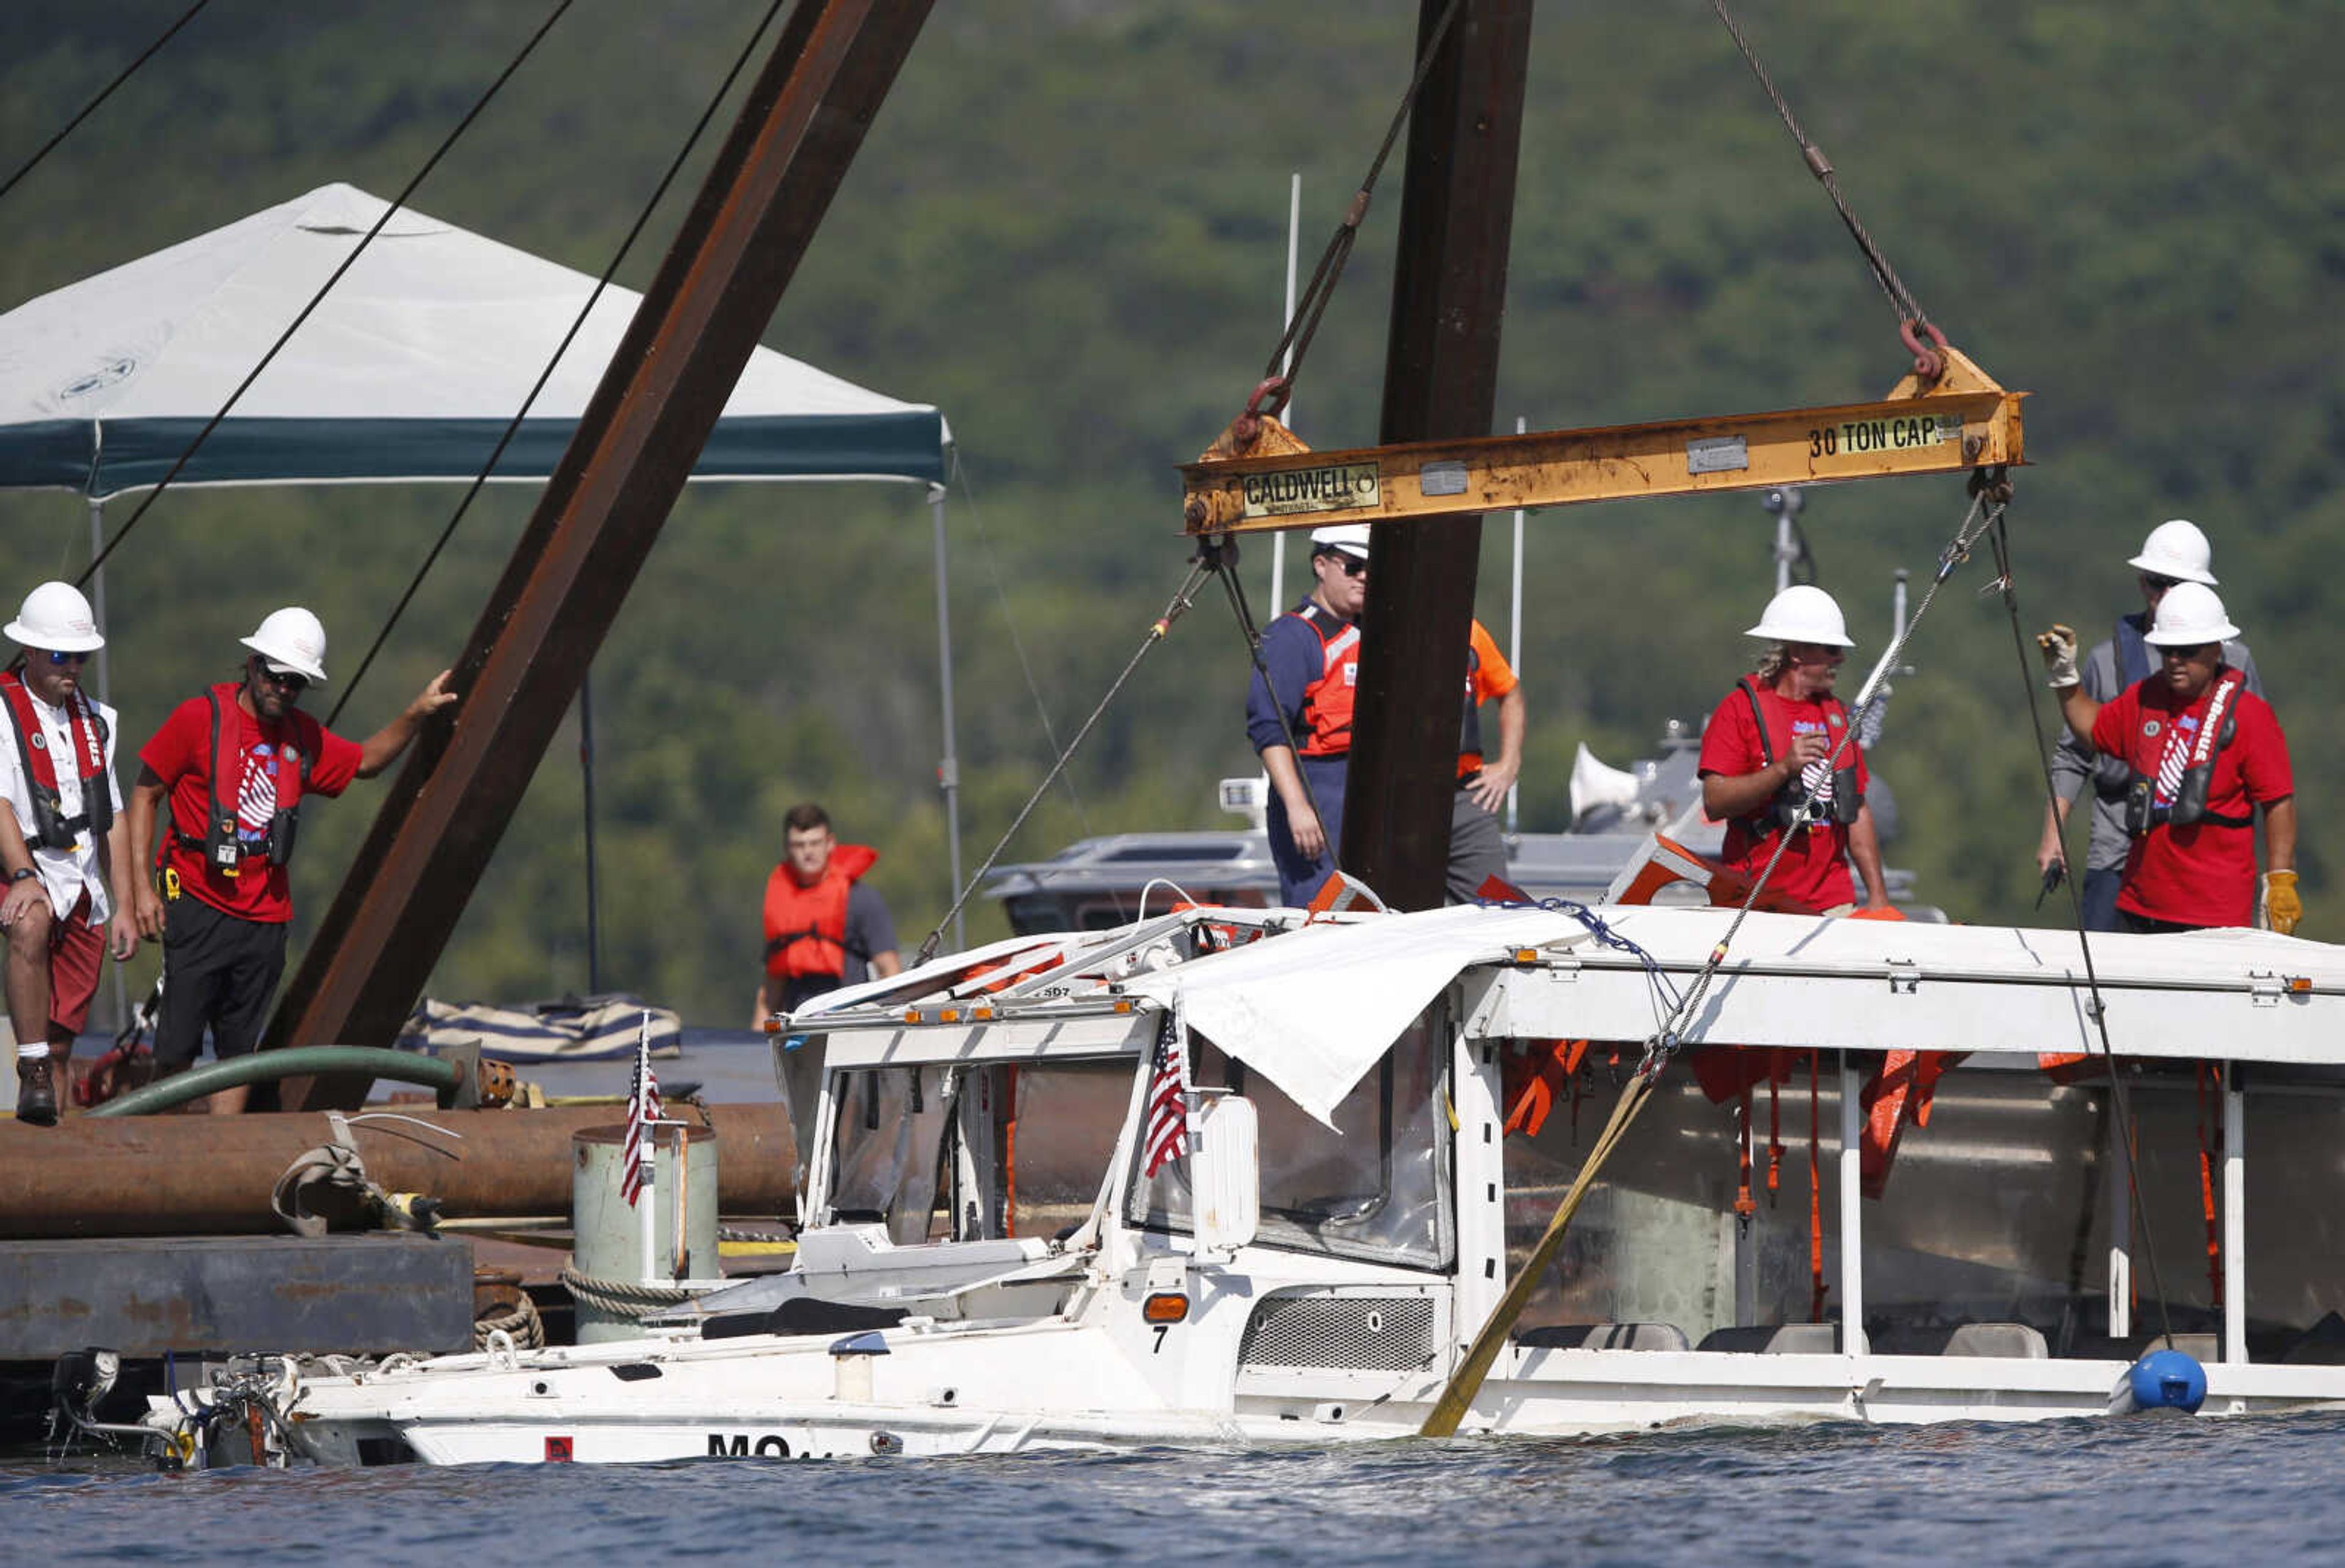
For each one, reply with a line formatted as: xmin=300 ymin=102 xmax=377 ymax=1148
xmin=794 ymin=904 xmax=2345 ymax=1128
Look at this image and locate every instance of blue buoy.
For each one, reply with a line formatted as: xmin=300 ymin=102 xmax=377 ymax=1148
xmin=2126 ymin=1348 xmax=2208 ymax=1414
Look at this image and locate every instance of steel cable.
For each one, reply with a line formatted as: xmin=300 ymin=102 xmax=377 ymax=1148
xmin=1985 ymin=510 xmax=2179 ymax=1348
xmin=915 ymin=562 xmax=1211 ymax=966
xmin=0 ymin=0 xmax=213 ymax=209
xmin=1254 ymin=0 xmax=1470 ymax=413
xmin=323 ymin=0 xmax=788 ymax=726
xmin=1708 ymin=0 xmax=1931 ymax=333
xmin=73 ymin=0 xmax=580 ymax=593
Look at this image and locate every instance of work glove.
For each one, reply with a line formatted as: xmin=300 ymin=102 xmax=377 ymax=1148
xmin=2261 ymin=871 xmax=2301 ymax=935
xmin=2035 ymin=624 xmax=2081 ymax=688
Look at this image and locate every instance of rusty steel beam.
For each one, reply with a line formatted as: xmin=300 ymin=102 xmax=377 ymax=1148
xmin=0 ymin=1102 xmax=794 ymax=1238
xmin=1342 ymin=0 xmax=1535 ymax=911
xmin=266 ymin=1 xmax=934 ymax=1108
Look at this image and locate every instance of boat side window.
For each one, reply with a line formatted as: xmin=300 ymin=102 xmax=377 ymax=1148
xmin=826 ymin=1059 xmax=1133 ymax=1246
xmin=827 ymin=1065 xmax=953 ymax=1244
xmin=1127 ymin=1012 xmax=1453 ymax=1271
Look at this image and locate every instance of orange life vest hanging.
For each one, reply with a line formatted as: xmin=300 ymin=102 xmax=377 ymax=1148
xmin=762 ymin=843 xmax=880 ymax=981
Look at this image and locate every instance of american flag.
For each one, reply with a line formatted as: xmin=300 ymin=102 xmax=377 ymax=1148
xmin=621 ymin=1011 xmax=661 ymax=1207
xmin=1142 ymin=1011 xmax=1189 ymax=1177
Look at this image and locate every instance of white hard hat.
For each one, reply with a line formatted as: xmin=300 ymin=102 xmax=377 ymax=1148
xmin=1309 ymin=524 xmax=1372 ymax=560
xmin=2126 ymin=518 xmax=2218 ymax=586
xmin=5 ymin=581 xmax=104 ymax=653
xmin=1744 ymin=584 xmax=1853 ymax=648
xmin=2142 ymin=581 xmax=2241 ymax=646
xmin=239 ymin=606 xmax=329 ymax=683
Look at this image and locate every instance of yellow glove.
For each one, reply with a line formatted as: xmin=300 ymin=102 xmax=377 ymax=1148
xmin=2035 ymin=624 xmax=2080 ymax=688
xmin=2262 ymin=871 xmax=2301 ymax=935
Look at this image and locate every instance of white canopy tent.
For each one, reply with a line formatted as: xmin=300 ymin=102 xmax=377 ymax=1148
xmin=0 ymin=182 xmax=966 ymax=983
xmin=0 ymin=182 xmax=948 ymax=493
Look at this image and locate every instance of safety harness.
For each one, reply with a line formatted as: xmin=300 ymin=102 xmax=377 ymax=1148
xmin=175 ymin=686 xmax=316 ymax=876
xmin=1735 ymin=676 xmax=1861 ymax=835
xmin=2122 ymin=667 xmax=2249 ymax=836
xmin=0 ymin=670 xmax=110 ymax=852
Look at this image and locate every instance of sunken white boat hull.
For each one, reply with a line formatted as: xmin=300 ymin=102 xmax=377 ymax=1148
xmin=146 ymin=904 xmax=2345 ymax=1465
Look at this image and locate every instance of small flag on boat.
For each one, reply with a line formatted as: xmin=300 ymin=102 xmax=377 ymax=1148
xmin=1143 ymin=1010 xmax=1189 ymax=1177
xmin=621 ymin=1009 xmax=661 ymax=1207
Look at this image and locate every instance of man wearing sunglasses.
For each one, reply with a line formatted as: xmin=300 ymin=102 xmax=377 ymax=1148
xmin=2037 ymin=520 xmax=2263 ymax=931
xmin=1246 ymin=525 xmax=1371 ymax=904
xmin=2040 ymin=581 xmax=2294 ymax=935
xmin=125 ymin=607 xmax=456 ymax=1112
xmin=0 ymin=583 xmax=138 ymax=1125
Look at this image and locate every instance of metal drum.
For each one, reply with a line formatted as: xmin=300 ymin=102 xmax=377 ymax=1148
xmin=569 ymin=1124 xmax=721 ymax=1344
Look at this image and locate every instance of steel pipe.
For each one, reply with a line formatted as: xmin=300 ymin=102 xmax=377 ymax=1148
xmin=0 ymin=1102 xmax=794 ymax=1238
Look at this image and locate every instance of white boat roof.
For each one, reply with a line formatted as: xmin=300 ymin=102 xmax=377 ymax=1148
xmin=799 ymin=904 xmax=2345 ymax=1128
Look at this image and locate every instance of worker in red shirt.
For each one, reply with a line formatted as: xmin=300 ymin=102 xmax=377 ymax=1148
xmin=2039 ymin=583 xmax=2297 ymax=933
xmin=1697 ymin=585 xmax=1892 ymax=915
xmin=125 ymin=608 xmax=456 ymax=1112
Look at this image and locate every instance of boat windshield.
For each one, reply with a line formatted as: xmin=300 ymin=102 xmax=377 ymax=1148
xmin=823 ymin=1058 xmax=1133 ymax=1246
xmin=1127 ymin=1011 xmax=1452 ymax=1271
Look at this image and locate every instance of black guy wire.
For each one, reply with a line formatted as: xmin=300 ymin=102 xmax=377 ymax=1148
xmin=326 ymin=0 xmax=788 ymax=728
xmin=916 ymin=561 xmax=1210 ymax=968
xmin=1709 ymin=0 xmax=1930 ymax=332
xmin=0 ymin=0 xmax=213 ymax=210
xmin=73 ymin=0 xmax=578 ymax=593
xmin=1259 ymin=0 xmax=1469 ymax=408
xmin=1988 ymin=509 xmax=2178 ymax=1349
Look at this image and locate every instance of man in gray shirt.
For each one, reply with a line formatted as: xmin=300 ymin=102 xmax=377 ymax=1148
xmin=2038 ymin=520 xmax=2262 ymax=930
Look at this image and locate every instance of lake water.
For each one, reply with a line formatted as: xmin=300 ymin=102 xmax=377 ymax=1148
xmin=8 ymin=1407 xmax=2340 ymax=1566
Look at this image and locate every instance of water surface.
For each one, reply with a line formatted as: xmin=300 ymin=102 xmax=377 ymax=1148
xmin=9 ymin=1407 xmax=2338 ymax=1565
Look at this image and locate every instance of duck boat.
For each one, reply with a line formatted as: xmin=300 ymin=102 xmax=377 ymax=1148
xmin=137 ymin=898 xmax=2345 ymax=1465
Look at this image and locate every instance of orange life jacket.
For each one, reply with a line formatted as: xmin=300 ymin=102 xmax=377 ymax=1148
xmin=1294 ymin=604 xmax=1360 ymax=757
xmin=762 ymin=843 xmax=880 ymax=981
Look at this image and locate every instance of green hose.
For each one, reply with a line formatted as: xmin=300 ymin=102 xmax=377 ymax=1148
xmin=89 ymin=1046 xmax=465 ymax=1117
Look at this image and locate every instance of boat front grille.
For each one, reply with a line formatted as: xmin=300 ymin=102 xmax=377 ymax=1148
xmin=1237 ymin=1294 xmax=1436 ymax=1371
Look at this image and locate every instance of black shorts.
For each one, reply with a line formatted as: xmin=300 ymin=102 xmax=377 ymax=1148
xmin=155 ymin=895 xmax=291 ymax=1072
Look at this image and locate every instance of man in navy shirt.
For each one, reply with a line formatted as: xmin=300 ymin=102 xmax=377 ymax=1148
xmin=1246 ymin=526 xmax=1369 ymax=904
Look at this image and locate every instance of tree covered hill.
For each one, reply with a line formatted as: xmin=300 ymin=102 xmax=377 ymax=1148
xmin=0 ymin=1 xmax=2334 ymax=1024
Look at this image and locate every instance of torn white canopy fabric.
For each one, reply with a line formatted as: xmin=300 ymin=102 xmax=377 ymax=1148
xmin=0 ymin=183 xmax=949 ymax=498
xmin=1127 ymin=904 xmax=1602 ymax=1126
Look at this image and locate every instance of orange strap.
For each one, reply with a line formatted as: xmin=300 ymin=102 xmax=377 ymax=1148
xmin=1733 ymin=1083 xmax=1756 ymax=1224
xmin=1808 ymin=1050 xmax=1827 ymax=1323
xmin=1765 ymin=1048 xmax=1784 ymax=1202
xmin=2196 ymin=1061 xmax=2223 ymax=1310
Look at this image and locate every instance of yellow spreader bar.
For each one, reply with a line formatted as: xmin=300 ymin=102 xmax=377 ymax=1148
xmin=1180 ymin=347 xmax=2024 ymax=537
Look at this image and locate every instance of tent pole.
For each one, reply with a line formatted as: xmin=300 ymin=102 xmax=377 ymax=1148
xmin=580 ymin=670 xmax=602 ymax=995
xmin=929 ymin=484 xmax=964 ymax=951
xmin=89 ymin=496 xmax=126 ymax=1034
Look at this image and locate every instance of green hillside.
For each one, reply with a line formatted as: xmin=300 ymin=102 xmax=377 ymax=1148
xmin=0 ymin=1 xmax=2335 ymax=1026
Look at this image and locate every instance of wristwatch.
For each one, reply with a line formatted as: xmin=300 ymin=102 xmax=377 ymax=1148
xmin=7 ymin=868 xmax=35 ymax=884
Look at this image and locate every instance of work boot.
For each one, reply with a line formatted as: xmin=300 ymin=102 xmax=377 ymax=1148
xmin=16 ymin=1057 xmax=57 ymax=1127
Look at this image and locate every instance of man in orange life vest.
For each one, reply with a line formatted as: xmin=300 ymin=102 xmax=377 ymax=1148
xmin=2039 ymin=582 xmax=2297 ymax=934
xmin=1246 ymin=526 xmax=1370 ymax=906
xmin=0 ymin=583 xmax=139 ymax=1126
xmin=126 ymin=608 xmax=456 ymax=1113
xmin=755 ymin=802 xmax=902 ymax=1023
xmin=1697 ymin=585 xmax=1893 ymax=915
